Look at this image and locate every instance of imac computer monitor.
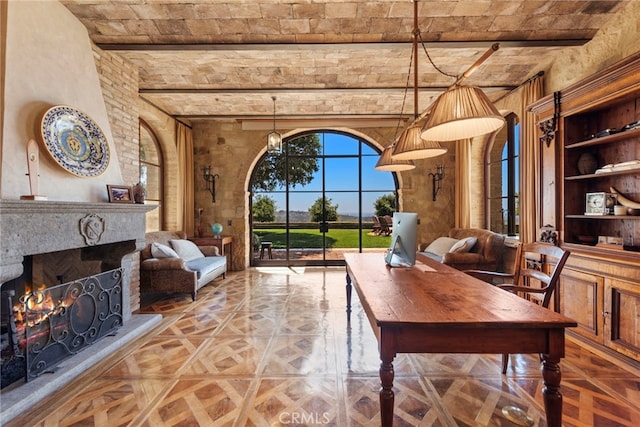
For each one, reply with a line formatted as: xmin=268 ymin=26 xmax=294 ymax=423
xmin=384 ymin=212 xmax=418 ymax=267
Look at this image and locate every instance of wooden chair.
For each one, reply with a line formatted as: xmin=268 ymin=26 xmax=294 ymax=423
xmin=371 ymin=215 xmax=382 ymax=235
xmin=380 ymin=215 xmax=393 ymax=236
xmin=465 ymin=242 xmax=571 ymax=374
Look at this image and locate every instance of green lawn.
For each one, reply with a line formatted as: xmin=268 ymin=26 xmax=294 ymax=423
xmin=254 ymin=228 xmax=390 ymax=249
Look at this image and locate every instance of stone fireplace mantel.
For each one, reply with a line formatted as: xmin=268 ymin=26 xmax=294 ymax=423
xmin=0 ymin=199 xmax=155 ymax=283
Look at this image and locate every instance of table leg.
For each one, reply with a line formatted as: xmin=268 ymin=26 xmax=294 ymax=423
xmin=540 ymin=353 xmax=563 ymax=427
xmin=379 ymin=353 xmax=395 ymax=427
xmin=226 ymin=242 xmax=233 ymax=269
xmin=345 ymin=272 xmax=352 ymax=323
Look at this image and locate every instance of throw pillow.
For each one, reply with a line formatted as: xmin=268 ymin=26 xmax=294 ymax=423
xmin=170 ymin=239 xmax=205 ymax=262
xmin=423 ymin=237 xmax=460 ymax=257
xmin=151 ymin=242 xmax=179 ymax=259
xmin=449 ymin=236 xmax=477 ymax=253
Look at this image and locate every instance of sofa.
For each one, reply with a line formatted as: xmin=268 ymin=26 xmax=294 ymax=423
xmin=140 ymin=231 xmax=227 ymax=300
xmin=418 ymin=228 xmax=505 ymax=271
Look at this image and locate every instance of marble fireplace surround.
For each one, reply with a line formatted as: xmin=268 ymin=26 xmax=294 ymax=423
xmin=0 ymin=200 xmax=162 ymax=423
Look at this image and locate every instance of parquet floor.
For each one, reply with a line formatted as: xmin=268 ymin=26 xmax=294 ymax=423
xmin=7 ymin=267 xmax=640 ymax=426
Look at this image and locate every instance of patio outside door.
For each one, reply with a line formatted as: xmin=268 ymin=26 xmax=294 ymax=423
xmin=250 ymin=131 xmax=396 ymax=266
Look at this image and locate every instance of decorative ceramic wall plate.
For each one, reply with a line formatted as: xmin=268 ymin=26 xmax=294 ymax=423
xmin=40 ymin=105 xmax=110 ymax=177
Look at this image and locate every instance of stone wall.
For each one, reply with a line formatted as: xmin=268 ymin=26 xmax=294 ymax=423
xmin=93 ymin=46 xmax=140 ymax=186
xmin=92 ymin=45 xmax=142 ymax=312
xmin=546 ymin=0 xmax=640 ymax=94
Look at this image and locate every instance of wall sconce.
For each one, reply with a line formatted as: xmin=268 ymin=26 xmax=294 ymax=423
xmin=429 ymin=165 xmax=445 ymax=201
xmin=202 ymin=165 xmax=219 ymax=203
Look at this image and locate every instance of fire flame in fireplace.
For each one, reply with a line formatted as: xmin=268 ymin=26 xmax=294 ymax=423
xmin=12 ymin=282 xmax=71 ymax=349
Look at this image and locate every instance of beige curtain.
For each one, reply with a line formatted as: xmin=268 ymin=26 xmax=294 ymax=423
xmin=177 ymin=123 xmax=194 ymax=235
xmin=519 ymin=78 xmax=544 ymax=243
xmin=455 ymin=138 xmax=471 ymax=228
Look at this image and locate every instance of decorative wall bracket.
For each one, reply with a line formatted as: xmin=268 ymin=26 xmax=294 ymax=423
xmin=428 ymin=165 xmax=445 ymax=201
xmin=539 ymin=118 xmax=556 ymax=147
xmin=539 ymin=91 xmax=561 ymax=148
xmin=539 ymin=224 xmax=558 ymax=246
xmin=202 ymin=166 xmax=219 ymax=203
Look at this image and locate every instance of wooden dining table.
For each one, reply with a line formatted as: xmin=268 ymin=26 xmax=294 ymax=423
xmin=344 ymin=252 xmax=577 ymax=427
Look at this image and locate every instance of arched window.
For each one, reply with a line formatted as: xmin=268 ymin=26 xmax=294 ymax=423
xmin=487 ymin=113 xmax=519 ymax=236
xmin=139 ymin=120 xmax=163 ymax=231
xmin=249 ymin=130 xmax=398 ymax=266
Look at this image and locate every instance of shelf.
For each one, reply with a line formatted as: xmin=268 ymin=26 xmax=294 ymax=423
xmin=565 ymin=168 xmax=640 ymax=180
xmin=562 ymin=242 xmax=640 ymax=260
xmin=565 ymin=126 xmax=640 ymax=149
xmin=566 ymin=214 xmax=640 ymax=220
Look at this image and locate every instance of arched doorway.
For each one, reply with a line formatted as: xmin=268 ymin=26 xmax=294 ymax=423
xmin=249 ymin=130 xmax=398 ymax=266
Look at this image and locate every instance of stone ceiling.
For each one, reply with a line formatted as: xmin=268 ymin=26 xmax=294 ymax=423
xmin=60 ymin=0 xmax=630 ymax=123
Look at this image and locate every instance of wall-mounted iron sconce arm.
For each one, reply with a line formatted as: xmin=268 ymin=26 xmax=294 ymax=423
xmin=428 ymin=165 xmax=445 ymax=201
xmin=202 ymin=166 xmax=219 ymax=203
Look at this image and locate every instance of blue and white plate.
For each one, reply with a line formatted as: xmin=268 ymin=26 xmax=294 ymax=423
xmin=40 ymin=105 xmax=110 ymax=177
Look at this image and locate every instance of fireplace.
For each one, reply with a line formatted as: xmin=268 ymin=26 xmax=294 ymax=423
xmin=0 ymin=200 xmax=161 ymax=423
xmin=2 ymin=266 xmax=125 ymax=388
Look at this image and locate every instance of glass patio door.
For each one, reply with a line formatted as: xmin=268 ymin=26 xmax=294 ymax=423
xmin=251 ymin=131 xmax=396 ymax=266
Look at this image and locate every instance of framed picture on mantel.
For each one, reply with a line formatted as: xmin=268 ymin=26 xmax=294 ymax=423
xmin=107 ymin=185 xmax=133 ymax=203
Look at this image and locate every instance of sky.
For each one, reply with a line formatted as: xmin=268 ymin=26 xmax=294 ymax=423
xmin=254 ymin=132 xmax=396 ymax=216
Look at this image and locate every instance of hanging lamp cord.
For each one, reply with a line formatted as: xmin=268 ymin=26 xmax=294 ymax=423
xmin=415 ymin=28 xmax=458 ymax=80
xmin=271 ymin=96 xmax=277 ymax=131
xmin=393 ymin=43 xmax=415 ymax=142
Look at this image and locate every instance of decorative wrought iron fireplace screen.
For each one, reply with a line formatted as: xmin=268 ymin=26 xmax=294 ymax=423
xmin=18 ymin=267 xmax=124 ymax=382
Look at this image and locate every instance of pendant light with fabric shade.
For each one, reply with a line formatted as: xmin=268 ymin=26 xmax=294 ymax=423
xmin=420 ymin=84 xmax=506 ymax=142
xmin=392 ymin=118 xmax=447 ymax=160
xmin=375 ymin=143 xmax=416 ymax=171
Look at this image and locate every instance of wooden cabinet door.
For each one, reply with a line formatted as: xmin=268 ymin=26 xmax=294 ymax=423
xmin=558 ymin=268 xmax=604 ymax=343
xmin=604 ymin=277 xmax=640 ymax=361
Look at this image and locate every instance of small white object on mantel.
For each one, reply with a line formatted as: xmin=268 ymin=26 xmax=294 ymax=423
xmin=20 ymin=139 xmax=47 ymax=200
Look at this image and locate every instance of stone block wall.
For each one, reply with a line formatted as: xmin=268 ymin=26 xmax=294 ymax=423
xmin=192 ymin=120 xmax=260 ymax=271
xmin=93 ymin=45 xmax=140 ymax=185
xmin=92 ymin=44 xmax=142 ymax=312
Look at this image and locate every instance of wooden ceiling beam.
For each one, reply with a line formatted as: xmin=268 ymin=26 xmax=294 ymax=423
xmin=98 ymin=39 xmax=588 ymax=52
xmin=139 ymin=86 xmax=515 ymax=94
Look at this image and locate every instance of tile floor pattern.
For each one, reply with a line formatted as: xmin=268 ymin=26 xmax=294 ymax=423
xmin=8 ymin=267 xmax=640 ymax=426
